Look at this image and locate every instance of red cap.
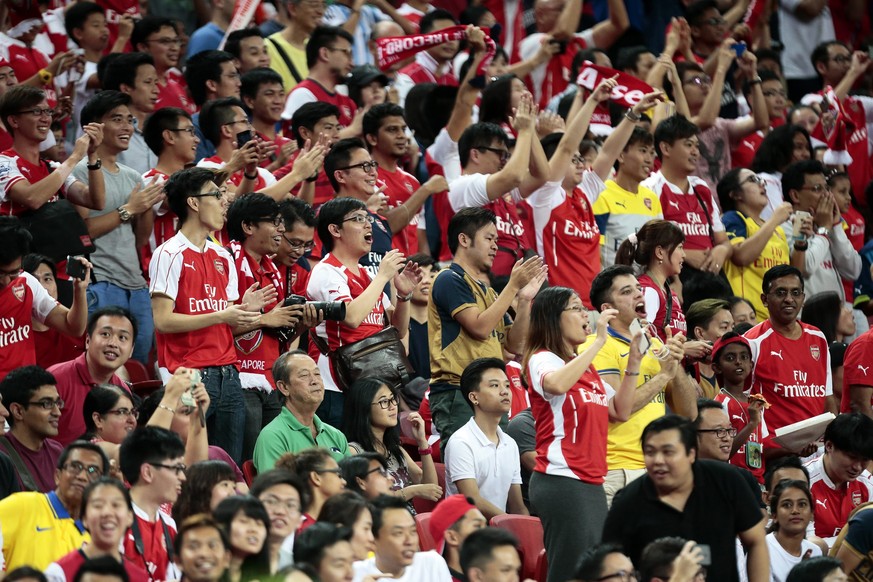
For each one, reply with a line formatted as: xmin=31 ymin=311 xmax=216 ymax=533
xmin=429 ymin=495 xmax=478 ymax=554
xmin=711 ymin=334 xmax=752 ymax=363
xmin=0 ymin=59 xmax=11 ymax=69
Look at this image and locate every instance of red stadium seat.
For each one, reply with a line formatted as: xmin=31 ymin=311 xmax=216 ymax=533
xmin=415 ymin=512 xmax=436 ymax=551
xmin=490 ymin=514 xmax=545 ymax=581
xmin=242 ymin=460 xmax=257 ymax=487
xmin=124 ymin=359 xmax=151 ymax=383
xmin=131 ymin=380 xmax=163 ymax=400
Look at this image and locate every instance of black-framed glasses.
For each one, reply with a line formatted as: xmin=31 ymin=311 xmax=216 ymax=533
xmin=257 ymin=217 xmax=284 ymax=227
xmin=337 ymin=160 xmax=378 ymax=173
xmin=150 ymin=462 xmax=187 ymax=475
xmin=697 ymin=427 xmax=738 ymax=439
xmin=315 ymin=467 xmax=344 ymax=477
xmin=169 ymin=126 xmax=197 ymax=135
xmin=105 ymin=407 xmax=139 ymax=419
xmin=366 ymin=466 xmax=389 ymax=477
xmin=741 ymin=174 xmax=765 ymax=187
xmin=283 ymin=235 xmax=315 ymax=251
xmin=372 ymin=396 xmax=398 ymax=409
xmin=63 ymin=461 xmax=103 ymax=481
xmin=477 ymin=146 xmax=510 ymax=162
xmin=16 ymin=107 xmax=54 ymax=118
xmin=222 ymin=118 xmax=249 ymax=127
xmin=27 ymin=398 xmax=65 ymax=410
xmin=343 ymin=213 xmax=375 ymax=225
xmin=190 ymin=189 xmax=226 ymax=200
xmin=594 ymin=570 xmax=640 ymax=582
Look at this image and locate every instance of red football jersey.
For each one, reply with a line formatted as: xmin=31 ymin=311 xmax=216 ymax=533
xmin=0 ymin=273 xmax=59 ymax=381
xmin=806 ymin=455 xmax=873 ymax=540
xmin=714 ymin=392 xmax=767 ymax=483
xmin=149 ymin=231 xmax=240 ymax=374
xmin=841 ymin=329 xmax=873 ymax=412
xmin=0 ymin=149 xmax=76 ymax=216
xmin=746 ymin=320 xmax=832 ymax=435
xmin=643 ymin=172 xmax=725 ymax=251
xmin=377 ymin=165 xmax=421 ymax=256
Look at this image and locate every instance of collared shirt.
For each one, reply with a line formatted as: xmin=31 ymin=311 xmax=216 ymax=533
xmin=49 ymin=353 xmax=129 ymax=446
xmin=0 ymin=490 xmax=89 ymax=571
xmin=2 ymin=432 xmax=63 ymax=493
xmin=253 ymin=406 xmax=350 ymax=472
xmin=444 ymin=417 xmax=521 ymax=511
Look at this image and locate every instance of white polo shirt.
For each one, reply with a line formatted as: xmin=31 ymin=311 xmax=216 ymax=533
xmin=444 ymin=416 xmax=522 ymax=511
xmin=353 ymin=551 xmax=452 ymax=582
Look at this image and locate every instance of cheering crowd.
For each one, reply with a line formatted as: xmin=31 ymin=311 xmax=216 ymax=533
xmin=2 ymin=0 xmax=873 ymax=581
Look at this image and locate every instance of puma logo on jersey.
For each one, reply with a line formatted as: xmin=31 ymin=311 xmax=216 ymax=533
xmin=732 ymin=415 xmax=744 ymax=422
xmin=816 ymin=499 xmax=828 ymax=508
xmin=668 ymin=200 xmax=680 ymax=210
xmin=184 ymin=262 xmax=196 ymax=271
xmin=614 ymin=201 xmax=626 ymax=208
xmin=770 ymin=350 xmax=784 ymax=361
xmin=859 ymin=365 xmax=870 ymax=376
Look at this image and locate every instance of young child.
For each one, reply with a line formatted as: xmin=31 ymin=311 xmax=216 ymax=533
xmin=713 ymin=332 xmax=768 ymax=484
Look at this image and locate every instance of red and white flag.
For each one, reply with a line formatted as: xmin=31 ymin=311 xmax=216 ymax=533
xmin=218 ymin=0 xmax=261 ymax=50
xmin=375 ymin=25 xmax=496 ymax=79
xmin=576 ymin=63 xmax=655 ymax=109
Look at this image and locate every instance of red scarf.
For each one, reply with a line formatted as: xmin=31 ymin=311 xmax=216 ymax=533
xmin=376 ymin=25 xmax=496 ymax=81
xmin=576 ymin=63 xmax=655 ymax=109
xmin=810 ymin=86 xmax=855 ymax=166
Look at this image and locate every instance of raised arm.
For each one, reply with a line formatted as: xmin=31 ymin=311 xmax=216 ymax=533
xmin=547 ymin=80 xmax=610 ymax=182
xmin=485 ymin=93 xmax=535 ymax=200
xmin=592 ymin=90 xmax=665 ymax=181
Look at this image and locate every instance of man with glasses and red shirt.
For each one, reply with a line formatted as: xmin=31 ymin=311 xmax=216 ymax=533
xmin=149 ymin=167 xmax=265 ymax=465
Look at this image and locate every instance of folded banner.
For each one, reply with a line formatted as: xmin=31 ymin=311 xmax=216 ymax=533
xmin=742 ymin=0 xmax=767 ymax=38
xmin=375 ymin=25 xmax=496 ymax=79
xmin=810 ymin=86 xmax=854 ymax=166
xmin=576 ymin=62 xmax=655 ymax=109
xmin=218 ymin=0 xmax=261 ymax=50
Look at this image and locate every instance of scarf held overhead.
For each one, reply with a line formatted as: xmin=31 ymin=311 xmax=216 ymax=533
xmin=375 ymin=25 xmax=497 ymax=78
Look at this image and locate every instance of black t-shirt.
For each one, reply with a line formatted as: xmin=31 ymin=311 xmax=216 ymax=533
xmin=603 ymin=459 xmax=763 ymax=582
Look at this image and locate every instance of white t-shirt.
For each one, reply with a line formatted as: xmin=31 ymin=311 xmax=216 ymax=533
xmin=518 ymin=28 xmax=595 ymax=105
xmin=444 ymin=416 xmax=522 ymax=511
xmin=353 ymin=551 xmax=452 ymax=582
xmin=766 ymin=532 xmax=821 ymax=582
xmin=448 ymin=173 xmax=521 ymax=212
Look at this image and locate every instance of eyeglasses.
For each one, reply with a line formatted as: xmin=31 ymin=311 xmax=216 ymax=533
xmin=477 ymin=146 xmax=510 ymax=162
xmin=190 ymin=189 xmax=226 ymax=200
xmin=762 ymin=89 xmax=787 ymax=98
xmin=105 ymin=407 xmax=139 ymax=419
xmin=697 ymin=427 xmax=738 ymax=439
xmin=830 ymin=55 xmax=852 ymax=64
xmin=683 ymin=75 xmax=712 ymax=87
xmin=26 ymin=398 xmax=65 ymax=410
xmin=563 ymin=305 xmax=585 ymax=312
xmin=260 ymin=496 xmax=301 ymax=513
xmin=258 ymin=217 xmax=284 ymax=227
xmin=343 ymin=213 xmax=375 ymax=225
xmin=594 ymin=570 xmax=640 ymax=582
xmin=283 ymin=236 xmax=315 ymax=251
xmin=701 ymin=16 xmax=726 ymax=26
xmin=372 ymin=396 xmax=398 ymax=409
xmin=150 ymin=462 xmax=187 ymax=475
xmin=326 ymin=46 xmax=353 ymax=57
xmin=16 ymin=107 xmax=54 ymax=118
xmin=169 ymin=126 xmax=197 ymax=135
xmin=741 ymin=174 xmax=765 ymax=187
xmin=315 ymin=467 xmax=344 ymax=477
xmin=768 ymin=288 xmax=804 ymax=299
xmin=63 ymin=461 xmax=103 ymax=481
xmin=147 ymin=37 xmax=182 ymax=46
xmin=222 ymin=71 xmax=241 ymax=80
xmin=222 ymin=118 xmax=250 ymax=127
xmin=0 ymin=267 xmax=22 ymax=282
xmin=799 ymin=184 xmax=828 ymax=194
xmin=337 ymin=160 xmax=379 ymax=173
xmin=366 ymin=466 xmax=389 ymax=477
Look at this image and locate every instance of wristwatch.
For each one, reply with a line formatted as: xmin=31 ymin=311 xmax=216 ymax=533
xmin=117 ymin=206 xmax=132 ymax=223
xmin=86 ymin=158 xmax=102 ymax=171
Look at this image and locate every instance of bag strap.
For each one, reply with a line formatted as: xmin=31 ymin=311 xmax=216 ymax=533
xmin=691 ymin=183 xmax=716 ymax=246
xmin=310 ymin=329 xmax=330 ymax=355
xmin=0 ymin=437 xmax=40 ymax=492
xmin=267 ymin=37 xmax=303 ymax=84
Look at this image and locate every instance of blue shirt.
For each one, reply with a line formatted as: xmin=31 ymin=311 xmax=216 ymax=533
xmin=187 ymin=23 xmax=225 ymax=58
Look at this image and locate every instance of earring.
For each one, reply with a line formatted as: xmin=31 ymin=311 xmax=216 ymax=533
xmin=658 ymin=259 xmax=663 ymax=264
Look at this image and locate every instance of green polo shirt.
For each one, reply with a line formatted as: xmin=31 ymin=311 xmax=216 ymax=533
xmin=253 ymin=407 xmax=350 ymax=472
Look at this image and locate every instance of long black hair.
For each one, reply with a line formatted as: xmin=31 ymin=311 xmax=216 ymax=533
xmin=212 ymin=496 xmax=272 ymax=580
xmin=342 ymin=378 xmax=403 ymax=463
xmin=80 ymin=384 xmax=135 ymax=441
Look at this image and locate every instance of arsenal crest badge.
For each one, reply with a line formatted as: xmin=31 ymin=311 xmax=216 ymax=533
xmin=213 ymin=259 xmax=225 ymax=275
xmin=12 ymin=282 xmax=25 ymax=302
xmin=644 ymin=198 xmax=652 ymax=210
xmin=810 ymin=345 xmax=820 ymax=361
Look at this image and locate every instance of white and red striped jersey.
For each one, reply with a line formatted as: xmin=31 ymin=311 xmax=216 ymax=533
xmin=746 ymin=320 xmax=832 ymax=435
xmin=527 ymin=350 xmax=614 ymax=483
xmin=306 ymin=253 xmax=390 ymax=393
xmin=806 ymin=455 xmax=873 ymax=541
xmin=149 ymin=231 xmax=239 ymax=375
xmin=0 ymin=273 xmax=58 ymax=381
xmin=0 ymin=149 xmax=78 ymax=216
xmin=641 ymin=171 xmax=725 ymax=251
xmin=196 ymin=156 xmax=277 ymax=192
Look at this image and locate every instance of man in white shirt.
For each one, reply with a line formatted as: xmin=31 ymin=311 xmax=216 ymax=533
xmin=445 ymin=358 xmax=527 ymax=519
xmin=352 ymin=495 xmax=452 ymax=582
